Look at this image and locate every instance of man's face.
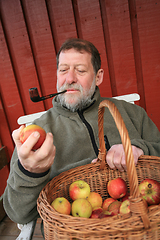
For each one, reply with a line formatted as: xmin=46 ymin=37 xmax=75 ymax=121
xmin=56 ymin=49 xmax=96 ymax=111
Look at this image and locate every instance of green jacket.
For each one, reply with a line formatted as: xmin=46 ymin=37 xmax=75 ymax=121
xmin=3 ymin=87 xmax=160 ymax=224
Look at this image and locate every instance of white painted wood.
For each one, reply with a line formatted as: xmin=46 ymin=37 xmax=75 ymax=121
xmin=112 ymin=93 xmax=140 ymax=103
xmin=16 ymin=220 xmax=37 ymax=240
xmin=18 ymin=111 xmax=47 ymax=126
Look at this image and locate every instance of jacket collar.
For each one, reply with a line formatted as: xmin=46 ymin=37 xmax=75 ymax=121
xmin=52 ymin=86 xmax=101 ymax=117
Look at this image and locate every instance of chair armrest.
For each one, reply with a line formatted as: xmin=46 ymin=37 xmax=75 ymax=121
xmin=17 ymin=111 xmax=47 ymax=126
xmin=16 ymin=219 xmax=37 ymax=240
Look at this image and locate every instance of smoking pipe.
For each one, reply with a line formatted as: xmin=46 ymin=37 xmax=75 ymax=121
xmin=29 ymin=87 xmax=66 ymax=102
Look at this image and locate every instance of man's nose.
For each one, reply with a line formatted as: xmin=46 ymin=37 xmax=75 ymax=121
xmin=66 ymin=69 xmax=77 ymax=84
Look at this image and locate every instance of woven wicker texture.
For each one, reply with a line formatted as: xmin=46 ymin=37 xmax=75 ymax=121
xmin=37 ymin=100 xmax=160 ymax=239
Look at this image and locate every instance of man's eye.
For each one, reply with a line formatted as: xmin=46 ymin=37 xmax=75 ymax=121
xmin=77 ymin=70 xmax=86 ymax=73
xmin=59 ymin=69 xmax=67 ymax=72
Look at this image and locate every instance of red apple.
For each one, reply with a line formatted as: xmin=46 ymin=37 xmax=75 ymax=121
xmin=108 ymin=200 xmax=121 ymax=215
xmin=71 ymin=198 xmax=92 ymax=218
xmin=102 ymin=198 xmax=116 ymax=211
xmin=98 ymin=210 xmax=114 ymax=219
xmin=121 ymin=192 xmax=130 ymax=202
xmin=119 ymin=199 xmax=130 ymax=214
xmin=139 ymin=178 xmax=160 ymax=205
xmin=90 ymin=207 xmax=103 ymax=219
xmin=107 ymin=177 xmax=127 ymax=199
xmin=87 ymin=192 xmax=102 ymax=209
xmin=51 ymin=197 xmax=71 ymax=215
xmin=20 ymin=124 xmax=46 ymax=150
xmin=69 ymin=180 xmax=90 ymax=201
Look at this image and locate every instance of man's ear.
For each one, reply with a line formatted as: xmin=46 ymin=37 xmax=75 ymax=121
xmin=95 ymin=69 xmax=104 ymax=86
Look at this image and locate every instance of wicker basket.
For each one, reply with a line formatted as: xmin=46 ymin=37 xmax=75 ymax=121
xmin=37 ymin=100 xmax=160 ymax=240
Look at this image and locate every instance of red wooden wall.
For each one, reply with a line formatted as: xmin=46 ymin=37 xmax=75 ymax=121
xmin=0 ymin=0 xmax=160 ymax=195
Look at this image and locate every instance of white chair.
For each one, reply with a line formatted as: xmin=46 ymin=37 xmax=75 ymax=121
xmin=18 ymin=111 xmax=47 ymax=126
xmin=16 ymin=93 xmax=140 ymax=239
xmin=112 ymin=93 xmax=140 ymax=103
xmin=16 ymin=220 xmax=37 ymax=240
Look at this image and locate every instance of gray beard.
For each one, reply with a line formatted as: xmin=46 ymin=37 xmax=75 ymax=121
xmin=56 ymin=80 xmax=96 ymax=112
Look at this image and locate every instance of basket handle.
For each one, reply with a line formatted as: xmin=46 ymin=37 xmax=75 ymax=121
xmin=97 ymin=100 xmax=150 ymax=228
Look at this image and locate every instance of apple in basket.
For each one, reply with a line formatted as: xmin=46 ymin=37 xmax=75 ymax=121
xmin=20 ymin=124 xmax=46 ymax=150
xmin=51 ymin=197 xmax=71 ymax=215
xmin=90 ymin=207 xmax=103 ymax=218
xmin=121 ymin=192 xmax=130 ymax=202
xmin=108 ymin=200 xmax=121 ymax=215
xmin=87 ymin=192 xmax=103 ymax=209
xmin=119 ymin=199 xmax=130 ymax=214
xmin=98 ymin=210 xmax=114 ymax=219
xmin=139 ymin=178 xmax=160 ymax=205
xmin=107 ymin=177 xmax=127 ymax=199
xmin=71 ymin=198 xmax=92 ymax=218
xmin=69 ymin=180 xmax=90 ymax=201
xmin=102 ymin=197 xmax=116 ymax=211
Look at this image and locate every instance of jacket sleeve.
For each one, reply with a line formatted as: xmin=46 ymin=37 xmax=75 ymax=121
xmin=131 ymin=106 xmax=160 ymax=157
xmin=3 ymin=148 xmax=51 ymax=224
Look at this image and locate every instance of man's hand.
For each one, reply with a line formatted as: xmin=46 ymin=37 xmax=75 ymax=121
xmin=12 ymin=125 xmax=55 ymax=174
xmin=106 ymin=144 xmax=144 ymax=172
xmin=92 ymin=144 xmax=144 ymax=172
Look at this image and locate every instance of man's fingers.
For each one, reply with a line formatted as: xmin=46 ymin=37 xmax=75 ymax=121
xmin=92 ymin=158 xmax=98 ymax=163
xmin=35 ymin=132 xmax=54 ymax=159
xmin=132 ymin=146 xmax=144 ymax=165
xmin=106 ymin=145 xmax=125 ymax=172
xmin=18 ymin=131 xmax=40 ymax=158
xmin=106 ymin=150 xmax=116 ymax=170
xmin=12 ymin=125 xmax=25 ymax=150
xmin=119 ymin=154 xmax=127 ymax=171
xmin=110 ymin=150 xmax=124 ymax=172
xmin=106 ymin=144 xmax=144 ymax=172
xmin=31 ymin=132 xmax=55 ymax=172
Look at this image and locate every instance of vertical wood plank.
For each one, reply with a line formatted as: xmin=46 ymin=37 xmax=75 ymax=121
xmin=128 ymin=0 xmax=146 ymax=109
xmin=0 ymin=98 xmax=12 ymax=195
xmin=21 ymin=0 xmax=58 ymax=110
xmin=0 ymin=97 xmax=14 ymax=159
xmin=102 ymin=0 xmax=138 ymax=96
xmin=0 ymin=0 xmax=45 ymax=115
xmin=0 ymin=20 xmax=24 ymax=132
xmin=135 ymin=0 xmax=160 ymax=129
xmin=72 ymin=0 xmax=112 ymax=97
xmin=0 ymin=166 xmax=9 ymax=196
xmin=46 ymin=0 xmax=77 ymax=52
xmin=0 ymin=147 xmax=9 ymax=196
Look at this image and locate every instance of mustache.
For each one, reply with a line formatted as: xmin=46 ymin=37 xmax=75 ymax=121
xmin=59 ymin=83 xmax=83 ymax=92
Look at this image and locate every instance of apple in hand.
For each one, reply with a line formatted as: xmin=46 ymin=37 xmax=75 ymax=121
xmin=87 ymin=192 xmax=102 ymax=209
xmin=71 ymin=198 xmax=92 ymax=218
xmin=139 ymin=178 xmax=160 ymax=205
xmin=51 ymin=197 xmax=71 ymax=215
xmin=20 ymin=124 xmax=46 ymax=150
xmin=102 ymin=198 xmax=116 ymax=211
xmin=108 ymin=200 xmax=121 ymax=215
xmin=119 ymin=199 xmax=130 ymax=214
xmin=107 ymin=177 xmax=127 ymax=199
xmin=90 ymin=207 xmax=103 ymax=219
xmin=69 ymin=180 xmax=90 ymax=201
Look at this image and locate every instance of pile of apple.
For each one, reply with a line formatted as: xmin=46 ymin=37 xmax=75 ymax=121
xmin=51 ymin=177 xmax=160 ymax=219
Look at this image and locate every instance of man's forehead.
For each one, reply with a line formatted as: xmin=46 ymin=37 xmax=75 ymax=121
xmin=58 ymin=49 xmax=92 ymax=65
xmin=60 ymin=48 xmax=91 ymax=56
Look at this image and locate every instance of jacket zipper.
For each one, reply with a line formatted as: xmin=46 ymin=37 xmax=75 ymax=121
xmin=77 ymin=110 xmax=99 ymax=156
xmin=77 ymin=110 xmax=110 ymax=156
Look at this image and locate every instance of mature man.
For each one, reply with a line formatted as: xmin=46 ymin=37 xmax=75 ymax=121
xmin=3 ymin=38 xmax=160 ymax=225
